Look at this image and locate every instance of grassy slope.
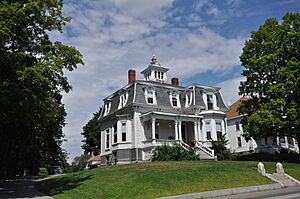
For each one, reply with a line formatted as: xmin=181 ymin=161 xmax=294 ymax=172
xmin=38 ymin=161 xmax=277 ymax=199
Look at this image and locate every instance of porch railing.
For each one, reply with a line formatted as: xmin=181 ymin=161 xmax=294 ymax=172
xmin=194 ymin=141 xmax=215 ymax=158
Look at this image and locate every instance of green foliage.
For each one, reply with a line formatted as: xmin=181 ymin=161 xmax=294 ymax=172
xmin=70 ymin=154 xmax=90 ymax=172
xmin=0 ymin=0 xmax=83 ymax=177
xmin=39 ymin=168 xmax=48 ymax=176
xmin=230 ymin=152 xmax=300 ymax=163
xmin=152 ymin=144 xmax=199 ymax=161
xmin=210 ymin=134 xmax=230 ymax=160
xmin=239 ymin=13 xmax=300 ymax=150
xmin=81 ymin=108 xmax=102 ymax=155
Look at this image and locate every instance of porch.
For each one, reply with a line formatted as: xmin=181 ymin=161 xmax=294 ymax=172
xmin=140 ymin=111 xmax=215 ymax=159
xmin=141 ymin=111 xmax=204 ymax=144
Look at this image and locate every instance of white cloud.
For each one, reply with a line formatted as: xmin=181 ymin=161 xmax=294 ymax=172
xmin=52 ymin=0 xmax=246 ymax=162
xmin=215 ymin=76 xmax=245 ymax=106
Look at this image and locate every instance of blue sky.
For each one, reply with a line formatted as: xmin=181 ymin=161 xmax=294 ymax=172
xmin=51 ymin=0 xmax=300 ymax=162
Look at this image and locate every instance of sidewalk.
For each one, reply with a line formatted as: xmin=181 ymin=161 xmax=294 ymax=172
xmin=158 ymin=183 xmax=282 ymax=199
xmin=0 ymin=176 xmax=53 ymax=199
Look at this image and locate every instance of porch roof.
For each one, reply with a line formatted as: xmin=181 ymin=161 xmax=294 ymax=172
xmin=140 ymin=111 xmax=203 ymax=120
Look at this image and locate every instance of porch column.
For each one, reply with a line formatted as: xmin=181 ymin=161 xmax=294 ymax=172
xmin=174 ymin=120 xmax=178 ymax=140
xmin=178 ymin=121 xmax=182 ymax=141
xmin=194 ymin=121 xmax=198 ymax=141
xmin=285 ymin=136 xmax=288 ymax=147
xmin=197 ymin=120 xmax=201 ymax=141
xmin=151 ymin=118 xmax=156 ymax=140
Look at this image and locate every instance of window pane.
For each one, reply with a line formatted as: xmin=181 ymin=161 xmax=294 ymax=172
xmin=238 ymin=137 xmax=242 ymax=147
xmin=235 ymin=122 xmax=240 ymax=131
xmin=216 ymin=122 xmax=222 ymax=131
xmin=147 ymin=97 xmax=153 ymax=104
xmin=217 ymin=131 xmax=222 ymax=139
xmin=122 ymin=133 xmax=126 ymax=142
xmin=205 ymin=122 xmax=211 ymax=131
xmin=207 ymin=131 xmax=211 ymax=140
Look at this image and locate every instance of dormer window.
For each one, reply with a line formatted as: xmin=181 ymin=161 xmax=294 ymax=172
xmin=118 ymin=92 xmax=128 ymax=109
xmin=207 ymin=94 xmax=213 ymax=110
xmin=170 ymin=92 xmax=180 ymax=108
xmin=145 ymin=88 xmax=156 ymax=105
xmin=103 ymin=101 xmax=111 ymax=116
xmin=172 ymin=94 xmax=177 ymax=107
xmin=185 ymin=91 xmax=193 ymax=108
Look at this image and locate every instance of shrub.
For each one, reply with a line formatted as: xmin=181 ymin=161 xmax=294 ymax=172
xmin=230 ymin=152 xmax=300 ymax=163
xmin=38 ymin=168 xmax=48 ymax=176
xmin=152 ymin=144 xmax=199 ymax=161
xmin=210 ymin=134 xmax=231 ymax=160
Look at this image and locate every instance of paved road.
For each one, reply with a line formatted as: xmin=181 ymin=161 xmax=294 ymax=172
xmin=215 ymin=186 xmax=300 ymax=199
xmin=0 ymin=177 xmax=53 ymax=199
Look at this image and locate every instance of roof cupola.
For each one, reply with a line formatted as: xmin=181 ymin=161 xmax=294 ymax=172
xmin=141 ymin=55 xmax=169 ymax=83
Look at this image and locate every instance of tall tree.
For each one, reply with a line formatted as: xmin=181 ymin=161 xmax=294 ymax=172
xmin=239 ymin=13 xmax=300 ymax=151
xmin=81 ymin=108 xmax=101 ymax=155
xmin=0 ymin=0 xmax=83 ymax=176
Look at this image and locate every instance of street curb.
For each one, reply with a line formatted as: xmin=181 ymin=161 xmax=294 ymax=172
xmin=157 ymin=183 xmax=282 ymax=199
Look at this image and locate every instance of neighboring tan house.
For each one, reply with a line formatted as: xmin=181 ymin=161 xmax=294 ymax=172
xmin=227 ymin=97 xmax=299 ymax=154
xmin=98 ymin=55 xmax=229 ymax=165
xmin=86 ymin=155 xmax=101 ymax=169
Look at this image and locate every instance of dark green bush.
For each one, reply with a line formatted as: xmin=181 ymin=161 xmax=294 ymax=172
xmin=152 ymin=144 xmax=199 ymax=161
xmin=38 ymin=167 xmax=48 ymax=176
xmin=210 ymin=134 xmax=231 ymax=160
xmin=230 ymin=152 xmax=300 ymax=163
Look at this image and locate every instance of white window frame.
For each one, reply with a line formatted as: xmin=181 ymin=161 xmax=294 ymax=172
xmin=113 ymin=124 xmax=117 ymax=144
xmin=205 ymin=121 xmax=212 ymax=140
xmin=185 ymin=91 xmax=193 ymax=108
xmin=235 ymin=121 xmax=240 ymax=131
xmin=105 ymin=129 xmax=110 ymax=150
xmin=121 ymin=122 xmax=127 ymax=142
xmin=103 ymin=102 xmax=111 ymax=116
xmin=118 ymin=92 xmax=128 ymax=109
xmin=145 ymin=88 xmax=157 ymax=105
xmin=216 ymin=121 xmax=222 ymax=139
xmin=169 ymin=92 xmax=181 ymax=108
xmin=207 ymin=94 xmax=214 ymax=110
xmin=237 ymin=137 xmax=242 ymax=148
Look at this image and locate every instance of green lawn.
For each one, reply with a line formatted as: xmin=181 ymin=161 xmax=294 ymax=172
xmin=37 ymin=161 xmax=294 ymax=199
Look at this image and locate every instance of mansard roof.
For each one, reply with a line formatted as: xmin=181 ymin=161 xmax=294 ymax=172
xmin=99 ymin=80 xmax=229 ymax=120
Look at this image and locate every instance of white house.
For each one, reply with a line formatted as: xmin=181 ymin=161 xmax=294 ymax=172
xmin=226 ymin=97 xmax=257 ymax=153
xmin=98 ymin=56 xmax=229 ymax=165
xmin=226 ymin=97 xmax=299 ymax=154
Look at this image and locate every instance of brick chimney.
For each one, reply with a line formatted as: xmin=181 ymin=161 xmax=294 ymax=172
xmin=128 ymin=69 xmax=136 ymax=84
xmin=171 ymin=77 xmax=179 ymax=86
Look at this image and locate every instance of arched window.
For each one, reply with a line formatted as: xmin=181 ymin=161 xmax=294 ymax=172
xmin=144 ymin=88 xmax=157 ymax=105
xmin=118 ymin=92 xmax=128 ymax=109
xmin=103 ymin=102 xmax=111 ymax=116
xmin=169 ymin=92 xmax=180 ymax=108
xmin=185 ymin=91 xmax=193 ymax=108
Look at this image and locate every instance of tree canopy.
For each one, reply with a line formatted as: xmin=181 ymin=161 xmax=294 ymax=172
xmin=239 ymin=13 xmax=300 ymax=150
xmin=81 ymin=108 xmax=101 ymax=155
xmin=0 ymin=0 xmax=83 ymax=176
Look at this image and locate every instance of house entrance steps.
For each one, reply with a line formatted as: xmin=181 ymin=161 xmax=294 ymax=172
xmin=266 ymin=173 xmax=300 ymax=187
xmin=178 ymin=140 xmax=215 ymax=160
